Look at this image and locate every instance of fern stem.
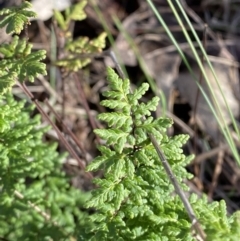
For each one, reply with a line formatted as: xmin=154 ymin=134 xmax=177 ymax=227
xmin=14 ymin=190 xmax=58 ymax=226
xmin=14 ymin=190 xmax=76 ymax=239
xmin=44 ymin=99 xmax=88 ymax=163
xmin=149 ymin=134 xmax=206 ymax=240
xmin=109 ymin=51 xmax=125 ymax=80
xmin=19 ymin=82 xmax=92 ymax=179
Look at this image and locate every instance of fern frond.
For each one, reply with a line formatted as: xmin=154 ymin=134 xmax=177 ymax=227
xmin=132 ymin=96 xmax=160 ymax=118
xmin=0 ymin=2 xmax=36 ymax=34
xmin=55 ymin=33 xmax=106 ymax=72
xmin=94 ymin=129 xmax=128 ymax=153
xmin=55 ymin=56 xmax=91 ymax=72
xmin=98 ymin=112 xmax=132 ymax=129
xmin=66 ymin=1 xmax=87 ymax=22
xmin=0 ymin=35 xmax=30 ymax=57
xmin=18 ymin=50 xmax=47 ymax=81
xmin=100 ymin=99 xmax=129 ymax=110
xmin=53 ymin=10 xmax=66 ymax=30
xmin=106 ymin=67 xmax=125 ymax=91
xmin=86 ymin=67 xmax=240 ymax=240
xmin=102 ymin=90 xmax=125 ymax=100
xmin=0 ymin=72 xmax=17 ymax=95
xmin=191 ymin=194 xmax=240 ymax=240
xmin=128 ymin=82 xmax=149 ymax=104
xmin=54 ymin=1 xmax=87 ymax=31
xmin=86 ymin=156 xmax=107 ymax=172
xmin=0 ymin=94 xmax=92 ymax=240
xmin=0 ymin=36 xmax=46 ymax=94
xmin=88 ymin=32 xmax=107 ymax=52
xmin=86 ymin=179 xmax=115 ymax=208
xmin=53 ymin=2 xmax=106 ymax=72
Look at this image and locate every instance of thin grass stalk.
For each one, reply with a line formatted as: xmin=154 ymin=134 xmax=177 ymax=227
xmin=89 ymin=0 xmax=129 ymax=79
xmin=50 ymin=24 xmax=57 ymax=89
xmin=146 ymin=0 xmax=240 ymax=164
xmin=18 ymin=82 xmax=93 ymax=179
xmin=44 ymin=99 xmax=87 ymax=160
xmin=168 ymin=0 xmax=240 ymax=163
xmin=173 ymin=0 xmax=240 ymax=141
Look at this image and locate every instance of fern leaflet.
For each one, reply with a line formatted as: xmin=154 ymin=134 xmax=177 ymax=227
xmin=0 ymin=2 xmax=36 ymax=34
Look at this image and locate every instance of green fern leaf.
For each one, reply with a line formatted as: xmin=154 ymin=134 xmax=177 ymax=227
xmin=172 ymin=134 xmax=189 ymax=146
xmin=102 ymin=90 xmax=125 ymax=100
xmin=98 ymin=145 xmax=116 ymax=156
xmin=66 ymin=1 xmax=87 ymax=23
xmin=4 ymin=13 xmax=28 ymax=34
xmin=54 ymin=1 xmax=87 ymax=31
xmin=106 ymin=67 xmax=124 ymax=91
xmin=134 ymin=127 xmax=148 ymax=144
xmin=98 ymin=112 xmax=132 ymax=129
xmin=53 ymin=2 xmax=106 ymax=72
xmin=125 ymin=157 xmax=135 ymax=178
xmin=86 ymin=179 xmax=114 ymax=209
xmin=123 ymin=178 xmax=148 ymax=200
xmin=0 ymin=72 xmax=17 ymax=95
xmin=114 ymin=183 xmax=126 ymax=210
xmin=66 ymin=36 xmax=89 ymax=52
xmin=111 ymin=158 xmax=126 ymax=180
xmin=100 ymin=154 xmax=121 ymax=174
xmin=56 ymin=34 xmax=106 ymax=72
xmin=0 ymin=36 xmax=46 ymax=92
xmin=0 ymin=2 xmax=36 ymax=34
xmin=88 ymin=32 xmax=107 ymax=52
xmin=94 ymin=129 xmax=127 ymax=143
xmin=0 ymin=45 xmax=13 ymax=57
xmin=134 ymin=149 xmax=154 ymax=167
xmin=133 ymin=96 xmax=160 ymax=119
xmin=138 ymin=168 xmax=160 ymax=188
xmin=86 ymin=67 xmax=240 ymax=240
xmin=18 ymin=51 xmax=46 ymax=82
xmin=128 ymin=83 xmax=149 ymax=105
xmin=145 ymin=96 xmax=160 ymax=111
xmin=100 ymin=100 xmax=129 ymax=109
xmin=127 ymin=134 xmax=136 ymax=145
xmin=89 ymin=213 xmax=106 ymax=224
xmin=86 ymin=156 xmax=106 ymax=172
xmin=55 ymin=57 xmax=91 ymax=72
xmin=152 ymin=117 xmax=173 ymax=132
xmin=122 ymin=78 xmax=130 ymax=95
xmin=0 ymin=36 xmax=29 ymax=58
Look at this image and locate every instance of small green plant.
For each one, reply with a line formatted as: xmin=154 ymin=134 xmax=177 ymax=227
xmin=53 ymin=1 xmax=107 ymax=72
xmin=54 ymin=1 xmax=87 ymax=31
xmin=85 ymin=67 xmax=240 ymax=240
xmin=0 ymin=2 xmax=46 ymax=95
xmin=0 ymin=94 xmax=91 ymax=240
xmin=0 ymin=2 xmax=91 ymax=240
xmin=0 ymin=35 xmax=46 ymax=94
xmin=0 ymin=1 xmax=36 ymax=34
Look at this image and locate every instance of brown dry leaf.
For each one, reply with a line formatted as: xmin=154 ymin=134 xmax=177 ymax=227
xmin=105 ymin=10 xmax=140 ymax=67
xmin=138 ymin=36 xmax=181 ymax=103
xmin=175 ymin=60 xmax=239 ymax=140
